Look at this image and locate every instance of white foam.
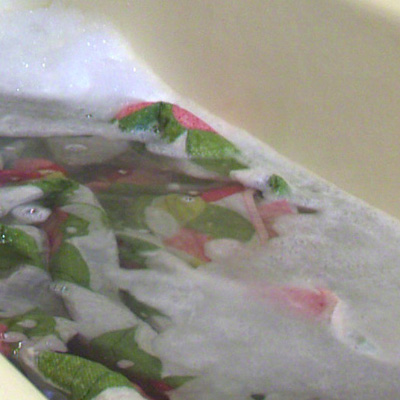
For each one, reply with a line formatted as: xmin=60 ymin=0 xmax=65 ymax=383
xmin=0 ymin=1 xmax=174 ymax=137
xmin=0 ymin=2 xmax=170 ymax=112
xmin=2 ymin=3 xmax=400 ymax=400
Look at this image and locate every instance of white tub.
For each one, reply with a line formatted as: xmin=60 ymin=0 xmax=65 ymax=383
xmin=1 ymin=0 xmax=400 ymax=398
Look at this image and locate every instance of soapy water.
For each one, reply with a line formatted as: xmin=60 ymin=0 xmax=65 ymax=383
xmin=0 ymin=134 xmax=333 ymax=400
xmin=0 ymin=135 xmax=400 ymax=400
xmin=1 ymin=2 xmax=400 ymax=400
xmin=0 ymin=135 xmax=318 ymax=400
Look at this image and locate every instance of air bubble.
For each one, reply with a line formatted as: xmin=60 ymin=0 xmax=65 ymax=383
xmin=11 ymin=204 xmax=51 ymax=224
xmin=182 ymin=196 xmax=195 ymax=203
xmin=52 ymin=283 xmax=68 ymax=294
xmin=64 ymin=143 xmax=88 ymax=153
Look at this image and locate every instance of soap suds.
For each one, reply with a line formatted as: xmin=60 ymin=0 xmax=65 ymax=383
xmin=0 ymin=2 xmax=170 ymax=110
xmin=0 ymin=1 xmax=175 ymax=137
xmin=1 ymin=3 xmax=400 ymax=400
